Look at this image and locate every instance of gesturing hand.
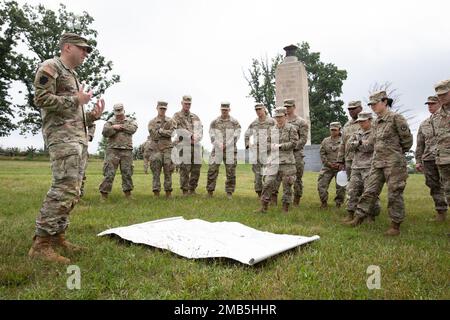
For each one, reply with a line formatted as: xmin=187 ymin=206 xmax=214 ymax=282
xmin=77 ymin=84 xmax=93 ymax=105
xmin=91 ymin=98 xmax=105 ymax=119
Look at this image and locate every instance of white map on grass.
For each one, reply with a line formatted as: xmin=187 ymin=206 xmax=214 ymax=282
xmin=98 ymin=216 xmax=320 ymax=265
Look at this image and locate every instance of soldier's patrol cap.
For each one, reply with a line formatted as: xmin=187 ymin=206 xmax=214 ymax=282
xmin=182 ymin=95 xmax=192 ymax=103
xmin=113 ymin=103 xmax=125 ymax=115
xmin=424 ymin=96 xmax=439 ymax=105
xmin=283 ymin=99 xmax=295 ymax=107
xmin=434 ymin=79 xmax=450 ymax=95
xmin=368 ymin=90 xmax=388 ymax=106
xmin=329 ymin=122 xmax=342 ymax=129
xmin=254 ymin=103 xmax=265 ymax=110
xmin=347 ymin=101 xmax=362 ymax=109
xmin=274 ymin=106 xmax=287 ymax=117
xmin=59 ymin=33 xmax=92 ymax=53
xmin=355 ymin=112 xmax=373 ymax=122
xmin=157 ymin=101 xmax=168 ymax=109
xmin=220 ymin=102 xmax=231 ymax=109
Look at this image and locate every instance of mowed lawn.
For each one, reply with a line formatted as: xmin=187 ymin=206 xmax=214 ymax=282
xmin=0 ymin=159 xmax=448 ymax=300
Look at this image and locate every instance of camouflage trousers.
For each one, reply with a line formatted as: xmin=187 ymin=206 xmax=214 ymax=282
xmin=99 ymin=148 xmax=134 ymax=194
xmin=79 ymin=145 xmax=89 ymax=197
xmin=35 ymin=142 xmax=85 ymax=236
xmin=252 ymin=161 xmax=264 ymax=193
xmin=150 ymin=148 xmax=174 ymax=192
xmin=274 ymin=151 xmax=305 ymax=199
xmin=347 ymin=167 xmax=381 ymax=216
xmin=179 ymin=144 xmax=202 ymax=192
xmin=143 ymin=151 xmax=151 ymax=174
xmin=317 ymin=167 xmax=346 ymax=205
xmin=355 ymin=165 xmax=408 ymax=223
xmin=437 ymin=163 xmax=450 ymax=209
xmin=261 ymin=164 xmax=296 ymax=204
xmin=206 ymin=151 xmax=237 ymax=193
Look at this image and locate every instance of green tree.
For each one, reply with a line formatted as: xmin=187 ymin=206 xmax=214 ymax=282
xmin=245 ymin=42 xmax=348 ymax=144
xmin=0 ymin=1 xmax=120 ymax=136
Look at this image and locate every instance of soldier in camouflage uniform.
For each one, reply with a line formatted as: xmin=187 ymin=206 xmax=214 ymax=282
xmin=318 ymin=122 xmax=346 ymax=208
xmin=344 ymin=112 xmax=380 ymax=222
xmin=206 ymin=102 xmax=241 ymax=199
xmin=432 ymin=79 xmax=450 ymax=221
xmin=148 ymin=101 xmax=175 ymax=197
xmin=255 ymin=107 xmax=299 ymax=213
xmin=347 ymin=91 xmax=413 ymax=236
xmin=244 ymin=103 xmax=275 ymax=198
xmin=337 ymin=101 xmax=363 ymax=180
xmin=173 ymin=95 xmax=203 ymax=195
xmin=140 ymin=137 xmax=152 ymax=174
xmin=80 ymin=123 xmax=96 ymax=198
xmin=272 ymin=99 xmax=309 ymax=206
xmin=99 ymin=104 xmax=138 ymax=199
xmin=29 ymin=33 xmax=104 ymax=264
xmin=415 ymin=96 xmax=447 ymax=222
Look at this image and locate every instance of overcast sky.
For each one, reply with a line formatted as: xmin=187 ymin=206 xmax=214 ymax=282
xmin=2 ymin=0 xmax=450 ymax=153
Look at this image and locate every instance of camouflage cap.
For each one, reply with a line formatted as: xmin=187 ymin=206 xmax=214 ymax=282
xmin=329 ymin=122 xmax=342 ymax=129
xmin=434 ymin=79 xmax=450 ymax=95
xmin=368 ymin=90 xmax=388 ymax=105
xmin=254 ymin=103 xmax=265 ymax=110
xmin=348 ymin=100 xmax=362 ymax=109
xmin=220 ymin=101 xmax=231 ymax=109
xmin=157 ymin=101 xmax=168 ymax=108
xmin=59 ymin=33 xmax=92 ymax=53
xmin=283 ymin=99 xmax=295 ymax=107
xmin=424 ymin=96 xmax=439 ymax=105
xmin=355 ymin=112 xmax=373 ymax=122
xmin=274 ymin=106 xmax=287 ymax=117
xmin=113 ymin=103 xmax=125 ymax=115
xmin=182 ymin=95 xmax=192 ymax=103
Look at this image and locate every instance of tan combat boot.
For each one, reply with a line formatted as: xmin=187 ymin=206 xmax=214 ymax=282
xmin=165 ymin=191 xmax=172 ymax=198
xmin=282 ymin=203 xmax=289 ymax=213
xmin=154 ymin=191 xmax=160 ymax=197
xmin=366 ymin=215 xmax=376 ymax=224
xmin=226 ymin=192 xmax=233 ymax=200
xmin=320 ymin=201 xmax=328 ymax=209
xmin=344 ymin=215 xmax=365 ymax=227
xmin=124 ymin=191 xmax=132 ymax=199
xmin=28 ymin=236 xmax=70 ymax=264
xmin=270 ymin=194 xmax=278 ymax=206
xmin=256 ymin=191 xmax=262 ymax=198
xmin=182 ymin=190 xmax=189 ymax=196
xmin=100 ymin=192 xmax=108 ymax=201
xmin=433 ymin=210 xmax=447 ymax=222
xmin=188 ymin=189 xmax=197 ymax=195
xmin=254 ymin=200 xmax=269 ymax=213
xmin=385 ymin=221 xmax=401 ymax=236
xmin=53 ymin=233 xmax=87 ymax=253
xmin=293 ymin=196 xmax=301 ymax=207
xmin=207 ymin=191 xmax=214 ymax=198
xmin=336 ymin=203 xmax=342 ymax=209
xmin=342 ymin=210 xmax=354 ymax=222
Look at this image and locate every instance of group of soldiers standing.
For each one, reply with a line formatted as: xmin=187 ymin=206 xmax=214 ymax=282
xmin=27 ymin=32 xmax=449 ymax=264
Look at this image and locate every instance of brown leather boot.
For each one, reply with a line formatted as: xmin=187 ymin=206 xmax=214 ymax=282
xmin=254 ymin=200 xmax=269 ymax=213
xmin=270 ymin=194 xmax=278 ymax=206
xmin=256 ymin=191 xmax=262 ymax=198
xmin=165 ymin=191 xmax=172 ymax=198
xmin=385 ymin=221 xmax=401 ymax=236
xmin=153 ymin=191 xmax=160 ymax=197
xmin=320 ymin=201 xmax=328 ymax=209
xmin=28 ymin=235 xmax=70 ymax=264
xmin=293 ymin=196 xmax=300 ymax=207
xmin=100 ymin=192 xmax=108 ymax=201
xmin=344 ymin=215 xmax=365 ymax=227
xmin=53 ymin=233 xmax=87 ymax=253
xmin=342 ymin=211 xmax=354 ymax=222
xmin=282 ymin=203 xmax=289 ymax=213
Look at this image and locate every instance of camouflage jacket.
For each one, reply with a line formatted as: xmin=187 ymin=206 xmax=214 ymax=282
xmin=347 ymin=128 xmax=374 ymax=169
xmin=415 ymin=116 xmax=437 ymax=163
xmin=337 ymin=119 xmax=360 ymax=163
xmin=268 ymin=123 xmax=299 ymax=164
xmin=147 ymin=116 xmax=175 ymax=151
xmin=33 ymin=57 xmax=98 ymax=147
xmin=320 ymin=136 xmax=342 ymax=168
xmin=370 ymin=110 xmax=413 ymax=168
xmin=172 ymin=111 xmax=203 ymax=145
xmin=431 ymin=104 xmax=450 ymax=165
xmin=244 ymin=116 xmax=275 ymax=150
xmin=102 ymin=116 xmax=138 ymax=150
xmin=287 ymin=115 xmax=309 ymax=154
xmin=140 ymin=140 xmax=152 ymax=155
xmin=209 ymin=116 xmax=241 ymax=151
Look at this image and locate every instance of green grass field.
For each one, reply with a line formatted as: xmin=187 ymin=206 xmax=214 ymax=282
xmin=0 ymin=159 xmax=448 ymax=299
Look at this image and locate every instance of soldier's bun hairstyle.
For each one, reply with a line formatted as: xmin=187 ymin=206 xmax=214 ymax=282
xmin=382 ymin=97 xmax=394 ymax=108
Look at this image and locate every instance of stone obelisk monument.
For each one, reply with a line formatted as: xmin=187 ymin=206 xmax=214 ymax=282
xmin=275 ymin=44 xmax=311 ymax=145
